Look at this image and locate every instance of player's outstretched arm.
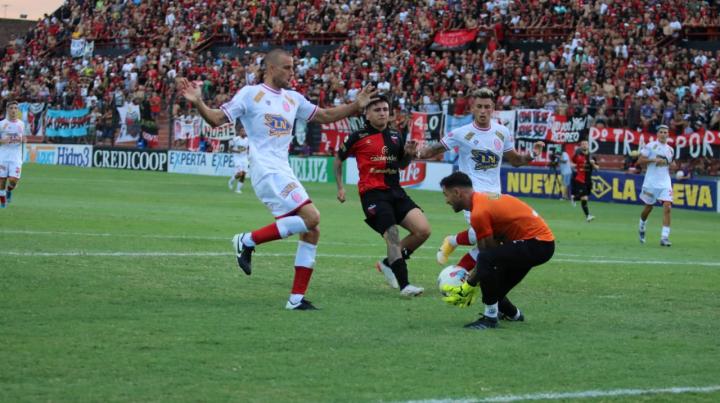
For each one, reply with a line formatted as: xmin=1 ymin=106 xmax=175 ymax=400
xmin=311 ymin=85 xmax=379 ymax=124
xmin=416 ymin=142 xmax=446 ymax=159
xmin=505 ymin=141 xmax=544 ymax=167
xmin=176 ymin=78 xmax=228 ymax=128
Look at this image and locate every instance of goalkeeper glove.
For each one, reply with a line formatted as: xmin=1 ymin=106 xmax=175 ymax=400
xmin=442 ymin=282 xmax=480 ymax=308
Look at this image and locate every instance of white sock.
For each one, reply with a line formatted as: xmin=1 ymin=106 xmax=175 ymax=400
xmin=236 ymin=182 xmax=244 ymax=191
xmin=448 ymin=235 xmax=458 ymax=247
xmin=242 ymin=233 xmax=256 ymax=247
xmin=294 ymin=241 xmax=317 ymax=268
xmin=228 ymin=177 xmax=236 ymax=185
xmin=639 ymin=218 xmax=646 ymax=231
xmin=484 ymin=303 xmax=498 ymax=318
xmin=289 ymin=294 xmax=304 ymax=304
xmin=276 ymin=216 xmax=309 ymax=238
xmin=661 ymin=226 xmax=670 ymax=239
xmin=468 ymin=227 xmax=477 ymax=244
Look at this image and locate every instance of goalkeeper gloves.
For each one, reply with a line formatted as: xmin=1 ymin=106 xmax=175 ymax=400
xmin=442 ymin=282 xmax=480 ymax=308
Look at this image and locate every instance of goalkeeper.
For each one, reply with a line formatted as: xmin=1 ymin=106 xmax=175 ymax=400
xmin=439 ymin=172 xmax=555 ymax=330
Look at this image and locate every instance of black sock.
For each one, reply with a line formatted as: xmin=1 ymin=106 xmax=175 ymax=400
xmin=390 ymin=258 xmax=409 ymax=289
xmin=401 ymin=247 xmax=413 ymax=260
xmin=581 ymin=200 xmax=589 ymax=216
xmin=499 ymin=297 xmax=518 ymax=318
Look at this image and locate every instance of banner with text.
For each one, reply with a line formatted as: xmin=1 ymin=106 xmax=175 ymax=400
xmin=93 ymin=148 xmax=168 ymax=171
xmin=316 ymin=116 xmax=365 ymax=155
xmin=410 ymin=112 xmax=443 ymax=144
xmin=501 ymin=167 xmax=718 ymax=212
xmin=24 ymin=144 xmax=92 ymax=167
xmin=44 ymin=108 xmax=91 ymax=137
xmin=167 ymin=150 xmax=236 ymax=176
xmin=430 ymin=29 xmax=479 ymax=51
xmin=589 ymin=127 xmax=720 ymax=159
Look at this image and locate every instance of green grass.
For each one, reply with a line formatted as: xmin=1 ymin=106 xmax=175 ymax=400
xmin=1 ymin=164 xmax=719 ymax=402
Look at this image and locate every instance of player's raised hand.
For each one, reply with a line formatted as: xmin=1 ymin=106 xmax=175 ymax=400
xmin=355 ymin=85 xmax=379 ymax=109
xmin=404 ymin=139 xmax=419 ymax=157
xmin=176 ymin=77 xmax=203 ymax=104
xmin=532 ymin=141 xmax=545 ymax=156
xmin=337 ymin=188 xmax=346 ymax=203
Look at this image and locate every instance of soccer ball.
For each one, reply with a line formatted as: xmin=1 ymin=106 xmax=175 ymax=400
xmin=437 ymin=266 xmax=469 ymax=296
xmin=675 ymin=170 xmax=684 ymax=180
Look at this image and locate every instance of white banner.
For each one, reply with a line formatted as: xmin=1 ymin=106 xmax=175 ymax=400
xmin=344 ymin=158 xmax=453 ymax=192
xmin=167 ymin=150 xmax=237 ymax=176
xmin=24 ymin=144 xmax=92 ymax=167
xmin=116 ymin=102 xmax=141 ymax=143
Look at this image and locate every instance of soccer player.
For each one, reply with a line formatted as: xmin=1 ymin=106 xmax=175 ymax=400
xmin=177 ymin=48 xmax=378 ymax=310
xmin=0 ymin=101 xmax=26 ymax=208
xmin=416 ymin=88 xmax=544 ymax=271
xmin=571 ymin=139 xmax=599 ymax=222
xmin=227 ymin=126 xmax=249 ymax=194
xmin=439 ymin=172 xmax=555 ymax=330
xmin=334 ymin=95 xmax=429 ymax=296
xmin=637 ymin=125 xmax=674 ymax=246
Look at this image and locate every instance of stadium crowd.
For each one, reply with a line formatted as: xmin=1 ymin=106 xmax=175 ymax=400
xmin=1 ymin=0 xmax=720 ymax=170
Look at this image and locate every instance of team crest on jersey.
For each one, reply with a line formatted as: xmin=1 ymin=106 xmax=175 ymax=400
xmin=471 ymin=149 xmax=500 ymax=170
xmin=494 ymin=138 xmax=502 ymax=151
xmin=495 ymin=131 xmax=505 ymax=141
xmin=282 ymin=101 xmax=291 ymax=112
xmin=465 ymin=132 xmax=474 ymax=141
xmin=390 ymin=134 xmax=399 ymax=144
xmin=264 ymin=114 xmax=292 ymax=136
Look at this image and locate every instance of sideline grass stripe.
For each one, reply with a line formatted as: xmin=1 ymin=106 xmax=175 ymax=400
xmin=404 ymin=385 xmax=720 ymax=403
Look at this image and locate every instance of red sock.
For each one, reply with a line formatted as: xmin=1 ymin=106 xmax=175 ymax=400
xmin=457 ymin=253 xmax=476 ymax=271
xmin=456 ymin=230 xmax=472 ymax=246
xmin=0 ymin=195 xmax=5 ymax=205
xmin=250 ymin=223 xmax=281 ymax=245
xmin=291 ymin=266 xmax=313 ymax=295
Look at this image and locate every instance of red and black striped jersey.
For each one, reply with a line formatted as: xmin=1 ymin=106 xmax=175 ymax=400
xmin=338 ymin=126 xmax=407 ymax=195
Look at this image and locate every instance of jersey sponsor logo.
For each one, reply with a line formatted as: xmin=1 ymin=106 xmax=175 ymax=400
xmin=264 ymin=114 xmax=292 ymax=137
xmin=370 ymin=145 xmax=397 ymax=162
xmin=495 ymin=131 xmax=505 ymax=141
xmin=279 ymin=182 xmax=299 ymax=198
xmin=284 ymin=95 xmax=296 ymax=106
xmin=471 ymin=149 xmax=500 ymax=170
xmin=254 ymin=91 xmax=265 ymax=103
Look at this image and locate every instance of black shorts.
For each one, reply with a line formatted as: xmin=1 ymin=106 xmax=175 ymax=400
xmin=360 ymin=188 xmax=421 ymax=235
xmin=572 ymin=179 xmax=591 ymax=198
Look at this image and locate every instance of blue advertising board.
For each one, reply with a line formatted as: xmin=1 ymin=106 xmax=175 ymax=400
xmin=502 ymin=167 xmax=718 ymax=213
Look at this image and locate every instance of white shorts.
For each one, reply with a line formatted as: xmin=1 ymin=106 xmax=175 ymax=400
xmin=175 ymin=127 xmax=193 ymax=140
xmin=640 ymin=187 xmax=673 ymax=205
xmin=0 ymin=160 xmax=22 ymax=178
xmin=252 ymin=172 xmax=311 ymax=218
xmin=233 ymin=156 xmax=249 ymax=172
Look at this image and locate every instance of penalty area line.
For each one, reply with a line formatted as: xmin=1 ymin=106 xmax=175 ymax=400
xmin=401 ymin=384 xmax=720 ymax=403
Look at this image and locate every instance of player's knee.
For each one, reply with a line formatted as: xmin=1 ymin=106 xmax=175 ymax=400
xmin=416 ymin=224 xmax=431 ymax=242
xmin=302 ymin=210 xmax=320 ymax=229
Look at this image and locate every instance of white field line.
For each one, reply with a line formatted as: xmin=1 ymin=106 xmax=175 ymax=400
xmin=403 ymin=384 xmax=720 ymax=403
xmin=0 ymin=229 xmax=706 ymax=261
xmin=1 ymin=250 xmax=719 ymax=267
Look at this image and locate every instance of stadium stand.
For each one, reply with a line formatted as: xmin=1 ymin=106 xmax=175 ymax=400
xmin=1 ymin=1 xmax=719 ymax=173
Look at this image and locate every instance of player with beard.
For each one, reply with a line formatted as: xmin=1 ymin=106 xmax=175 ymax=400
xmin=334 ymin=95 xmax=429 ymax=296
xmin=177 ymin=49 xmax=378 ymax=310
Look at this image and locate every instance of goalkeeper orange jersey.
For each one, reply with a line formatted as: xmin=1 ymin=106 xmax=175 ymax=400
xmin=470 ymin=192 xmax=555 ymax=242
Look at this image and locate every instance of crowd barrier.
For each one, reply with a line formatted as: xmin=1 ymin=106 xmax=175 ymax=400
xmin=22 ymin=147 xmax=719 ymax=213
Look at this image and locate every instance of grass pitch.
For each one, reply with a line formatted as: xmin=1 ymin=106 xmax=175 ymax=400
xmin=1 ymin=164 xmax=719 ymax=402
